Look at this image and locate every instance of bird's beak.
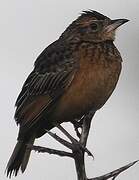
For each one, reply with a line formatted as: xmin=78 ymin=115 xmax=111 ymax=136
xmin=105 ymin=19 xmax=129 ymax=33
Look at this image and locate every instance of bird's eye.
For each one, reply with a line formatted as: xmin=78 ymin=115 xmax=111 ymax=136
xmin=90 ymin=23 xmax=99 ymax=32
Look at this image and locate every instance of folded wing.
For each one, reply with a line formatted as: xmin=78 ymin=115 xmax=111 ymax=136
xmin=15 ymin=40 xmax=77 ymax=136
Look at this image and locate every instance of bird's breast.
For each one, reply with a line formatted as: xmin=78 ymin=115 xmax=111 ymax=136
xmin=50 ymin=44 xmax=122 ymax=122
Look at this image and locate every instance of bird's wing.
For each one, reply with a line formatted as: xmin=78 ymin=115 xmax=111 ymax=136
xmin=15 ymin=40 xmax=78 ymax=134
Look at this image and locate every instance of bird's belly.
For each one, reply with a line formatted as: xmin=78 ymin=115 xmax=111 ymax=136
xmin=50 ymin=60 xmax=121 ymax=123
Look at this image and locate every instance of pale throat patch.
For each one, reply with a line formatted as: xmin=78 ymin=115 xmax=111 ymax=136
xmin=106 ymin=30 xmax=116 ymax=41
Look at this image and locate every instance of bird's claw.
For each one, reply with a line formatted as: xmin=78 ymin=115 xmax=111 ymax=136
xmin=71 ymin=118 xmax=85 ymax=138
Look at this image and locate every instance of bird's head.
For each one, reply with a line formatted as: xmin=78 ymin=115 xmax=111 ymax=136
xmin=61 ymin=10 xmax=129 ymax=43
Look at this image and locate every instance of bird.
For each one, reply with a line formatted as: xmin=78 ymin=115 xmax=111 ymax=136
xmin=6 ymin=10 xmax=129 ymax=177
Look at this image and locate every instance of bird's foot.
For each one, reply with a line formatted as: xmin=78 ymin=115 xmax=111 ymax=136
xmin=72 ymin=117 xmax=84 ymax=128
xmin=71 ymin=117 xmax=84 ymax=138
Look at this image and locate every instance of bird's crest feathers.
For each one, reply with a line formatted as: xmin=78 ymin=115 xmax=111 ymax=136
xmin=80 ymin=10 xmax=109 ymax=20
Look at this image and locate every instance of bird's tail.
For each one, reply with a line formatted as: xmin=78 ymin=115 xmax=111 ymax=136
xmin=6 ymin=136 xmax=35 ymax=178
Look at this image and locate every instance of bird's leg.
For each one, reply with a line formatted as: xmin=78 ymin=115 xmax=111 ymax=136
xmin=71 ymin=110 xmax=95 ymax=145
xmin=80 ymin=110 xmax=95 ymax=147
xmin=71 ymin=117 xmax=84 ymax=138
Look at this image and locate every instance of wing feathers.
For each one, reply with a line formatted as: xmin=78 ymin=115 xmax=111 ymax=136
xmin=15 ymin=40 xmax=77 ymax=136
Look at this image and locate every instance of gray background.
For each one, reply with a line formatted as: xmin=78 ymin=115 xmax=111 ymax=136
xmin=0 ymin=0 xmax=139 ymax=179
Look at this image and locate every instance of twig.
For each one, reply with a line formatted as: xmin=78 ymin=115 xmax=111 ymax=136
xmin=46 ymin=129 xmax=93 ymax=158
xmin=57 ymin=125 xmax=94 ymax=158
xmin=89 ymin=160 xmax=139 ymax=180
xmin=46 ymin=130 xmax=73 ymax=150
xmin=27 ymin=144 xmax=73 ymax=158
xmin=57 ymin=124 xmax=77 ymax=143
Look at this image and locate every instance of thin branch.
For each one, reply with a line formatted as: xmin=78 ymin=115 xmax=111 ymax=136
xmin=57 ymin=124 xmax=78 ymax=143
xmin=46 ymin=129 xmax=93 ymax=158
xmin=56 ymin=125 xmax=94 ymax=158
xmin=46 ymin=130 xmax=73 ymax=150
xmin=89 ymin=160 xmax=139 ymax=180
xmin=27 ymin=144 xmax=73 ymax=158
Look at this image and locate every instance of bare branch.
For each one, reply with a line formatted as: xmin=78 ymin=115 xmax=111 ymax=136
xmin=57 ymin=125 xmax=94 ymax=158
xmin=46 ymin=130 xmax=73 ymax=150
xmin=57 ymin=124 xmax=78 ymax=143
xmin=27 ymin=144 xmax=73 ymax=158
xmin=89 ymin=160 xmax=139 ymax=180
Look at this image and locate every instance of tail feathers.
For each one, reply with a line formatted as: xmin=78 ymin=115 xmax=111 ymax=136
xmin=6 ymin=137 xmax=35 ymax=178
xmin=6 ymin=141 xmax=26 ymax=177
xmin=21 ymin=136 xmax=35 ymax=173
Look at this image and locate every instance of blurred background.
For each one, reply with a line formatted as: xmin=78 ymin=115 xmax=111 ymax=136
xmin=0 ymin=0 xmax=139 ymax=179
